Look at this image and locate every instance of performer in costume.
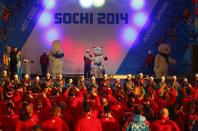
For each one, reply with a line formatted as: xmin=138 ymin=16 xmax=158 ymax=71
xmin=40 ymin=52 xmax=49 ymax=78
xmin=154 ymin=44 xmax=176 ymax=79
xmin=92 ymin=47 xmax=108 ymax=78
xmin=84 ymin=49 xmax=92 ymax=78
xmin=49 ymin=40 xmax=64 ymax=78
xmin=10 ymin=47 xmax=18 ymax=79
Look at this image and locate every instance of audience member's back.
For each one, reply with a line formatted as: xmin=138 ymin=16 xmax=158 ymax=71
xmin=124 ymin=105 xmax=150 ymax=131
xmin=151 ymin=108 xmax=180 ymax=131
xmin=74 ymin=102 xmax=102 ymax=131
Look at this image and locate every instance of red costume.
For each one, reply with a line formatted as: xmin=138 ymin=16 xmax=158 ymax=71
xmin=0 ymin=111 xmax=19 ymax=130
xmin=75 ymin=113 xmax=102 ymax=131
xmin=42 ymin=116 xmax=69 ymax=131
xmin=64 ymin=96 xmax=83 ymax=121
xmin=34 ymin=97 xmax=52 ymax=122
xmin=151 ymin=117 xmax=180 ymax=131
xmin=100 ymin=115 xmax=121 ymax=131
xmin=111 ymin=102 xmax=127 ymax=122
xmin=16 ymin=114 xmax=39 ymax=131
xmin=61 ymin=111 xmax=74 ymax=131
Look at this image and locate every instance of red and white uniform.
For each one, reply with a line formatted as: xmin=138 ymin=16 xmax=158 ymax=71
xmin=42 ymin=116 xmax=69 ymax=131
xmin=75 ymin=113 xmax=102 ymax=131
xmin=151 ymin=117 xmax=180 ymax=131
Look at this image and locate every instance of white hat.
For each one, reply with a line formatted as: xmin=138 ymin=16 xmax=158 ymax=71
xmin=91 ymin=76 xmax=95 ymax=80
xmin=25 ymin=74 xmax=29 ymax=78
xmin=127 ymin=74 xmax=132 ymax=78
xmin=104 ymin=74 xmax=108 ymax=77
xmin=161 ymin=76 xmax=165 ymax=80
xmin=3 ymin=70 xmax=7 ymax=74
xmin=3 ymin=70 xmax=7 ymax=76
xmin=58 ymin=74 xmax=62 ymax=78
xmin=35 ymin=76 xmax=40 ymax=80
xmin=139 ymin=73 xmax=143 ymax=77
xmin=46 ymin=72 xmax=50 ymax=76
xmin=149 ymin=76 xmax=154 ymax=80
xmin=173 ymin=75 xmax=177 ymax=79
xmin=183 ymin=77 xmax=188 ymax=82
xmin=195 ymin=74 xmax=198 ymax=78
xmin=69 ymin=78 xmax=73 ymax=82
xmin=14 ymin=74 xmax=18 ymax=78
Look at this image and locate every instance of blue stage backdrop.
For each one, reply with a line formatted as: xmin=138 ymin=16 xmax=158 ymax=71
xmin=0 ymin=0 xmax=197 ymax=75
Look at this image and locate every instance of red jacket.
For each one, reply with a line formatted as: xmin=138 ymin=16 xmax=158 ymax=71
xmin=61 ymin=111 xmax=74 ymax=131
xmin=40 ymin=54 xmax=49 ymax=66
xmin=111 ymin=102 xmax=127 ymax=122
xmin=64 ymin=96 xmax=83 ymax=121
xmin=151 ymin=118 xmax=180 ymax=131
xmin=16 ymin=114 xmax=39 ymax=131
xmin=0 ymin=112 xmax=19 ymax=130
xmin=174 ymin=111 xmax=187 ymax=131
xmin=74 ymin=114 xmax=102 ymax=131
xmin=0 ymin=100 xmax=8 ymax=114
xmin=34 ymin=97 xmax=52 ymax=122
xmin=0 ymin=86 xmax=3 ymax=94
xmin=42 ymin=116 xmax=69 ymax=131
xmin=155 ymin=94 xmax=176 ymax=109
xmin=100 ymin=115 xmax=121 ymax=131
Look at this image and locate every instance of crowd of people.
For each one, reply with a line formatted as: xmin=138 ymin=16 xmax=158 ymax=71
xmin=0 ymin=71 xmax=197 ymax=131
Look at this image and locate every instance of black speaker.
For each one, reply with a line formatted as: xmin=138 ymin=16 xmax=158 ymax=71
xmin=192 ymin=45 xmax=198 ymax=74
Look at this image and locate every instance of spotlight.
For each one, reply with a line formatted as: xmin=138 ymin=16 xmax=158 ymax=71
xmin=133 ymin=12 xmax=147 ymax=27
xmin=93 ymin=0 xmax=106 ymax=8
xmin=43 ymin=0 xmax=55 ymax=9
xmin=130 ymin=0 xmax=145 ymax=10
xmin=79 ymin=0 xmax=93 ymax=9
xmin=122 ymin=27 xmax=137 ymax=44
xmin=46 ymin=28 xmax=58 ymax=42
xmin=39 ymin=12 xmax=52 ymax=27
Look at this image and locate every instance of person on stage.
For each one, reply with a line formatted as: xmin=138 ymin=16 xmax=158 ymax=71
xmin=16 ymin=51 xmax=22 ymax=79
xmin=144 ymin=50 xmax=155 ymax=75
xmin=84 ymin=49 xmax=92 ymax=78
xmin=40 ymin=52 xmax=49 ymax=78
xmin=2 ymin=46 xmax=11 ymax=75
xmin=10 ymin=47 xmax=18 ymax=79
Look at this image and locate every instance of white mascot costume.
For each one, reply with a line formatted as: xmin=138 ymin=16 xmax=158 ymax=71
xmin=154 ymin=44 xmax=176 ymax=79
xmin=92 ymin=47 xmax=107 ymax=78
xmin=49 ymin=40 xmax=64 ymax=78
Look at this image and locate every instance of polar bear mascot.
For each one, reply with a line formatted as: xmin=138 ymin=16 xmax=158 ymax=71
xmin=154 ymin=44 xmax=176 ymax=79
xmin=92 ymin=47 xmax=108 ymax=78
xmin=49 ymin=40 xmax=64 ymax=78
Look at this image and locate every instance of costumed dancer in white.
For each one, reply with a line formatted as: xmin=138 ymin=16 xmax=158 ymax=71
xmin=49 ymin=40 xmax=64 ymax=78
xmin=92 ymin=47 xmax=108 ymax=78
